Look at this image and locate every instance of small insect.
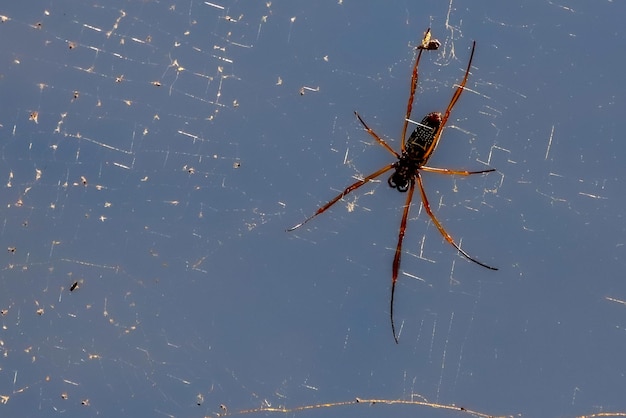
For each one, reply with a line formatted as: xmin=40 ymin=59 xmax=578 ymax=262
xmin=288 ymin=31 xmax=497 ymax=343
xmin=417 ymin=27 xmax=441 ymax=51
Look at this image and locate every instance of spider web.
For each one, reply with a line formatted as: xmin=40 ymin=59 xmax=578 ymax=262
xmin=1 ymin=1 xmax=625 ymax=417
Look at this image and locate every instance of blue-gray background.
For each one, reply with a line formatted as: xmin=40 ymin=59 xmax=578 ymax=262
xmin=0 ymin=1 xmax=624 ymax=417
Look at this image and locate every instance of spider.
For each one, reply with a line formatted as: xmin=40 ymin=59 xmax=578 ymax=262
xmin=287 ymin=31 xmax=497 ymax=343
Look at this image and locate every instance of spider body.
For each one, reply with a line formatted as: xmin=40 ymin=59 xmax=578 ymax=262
xmin=389 ymin=112 xmax=442 ymax=192
xmin=288 ymin=29 xmax=497 ymax=343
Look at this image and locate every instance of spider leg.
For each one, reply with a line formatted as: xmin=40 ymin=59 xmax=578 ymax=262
xmin=420 ymin=166 xmax=495 ymax=176
xmin=439 ymin=41 xmax=476 ymax=131
xmin=416 ymin=172 xmax=497 ymax=270
xmin=354 ymin=112 xmax=400 ymax=159
xmin=401 ymin=48 xmax=425 ymax=153
xmin=287 ymin=163 xmax=395 ymax=232
xmin=425 ymin=41 xmax=477 ymax=160
xmin=391 ymin=179 xmax=415 ymax=344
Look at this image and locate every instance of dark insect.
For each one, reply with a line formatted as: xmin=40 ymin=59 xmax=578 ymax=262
xmin=288 ymin=32 xmax=497 ymax=343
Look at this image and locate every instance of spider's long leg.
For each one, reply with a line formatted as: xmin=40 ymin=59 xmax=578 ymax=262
xmin=420 ymin=166 xmax=495 ymax=176
xmin=354 ymin=112 xmax=399 ymax=159
xmin=416 ymin=173 xmax=497 ymax=270
xmin=426 ymin=41 xmax=476 ymax=160
xmin=401 ymin=48 xmax=425 ymax=153
xmin=391 ymin=179 xmax=415 ymax=344
xmin=287 ymin=163 xmax=395 ymax=232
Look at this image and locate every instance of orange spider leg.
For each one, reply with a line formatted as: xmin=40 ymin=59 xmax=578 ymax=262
xmin=415 ymin=173 xmax=497 ymax=270
xmin=287 ymin=163 xmax=396 ymax=232
xmin=390 ymin=179 xmax=416 ymax=343
xmin=401 ymin=48 xmax=425 ymax=152
xmin=420 ymin=166 xmax=496 ymax=176
xmin=354 ymin=111 xmax=400 ymax=159
xmin=423 ymin=41 xmax=477 ymax=162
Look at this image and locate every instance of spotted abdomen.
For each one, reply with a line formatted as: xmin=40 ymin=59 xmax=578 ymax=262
xmin=405 ymin=112 xmax=442 ymax=164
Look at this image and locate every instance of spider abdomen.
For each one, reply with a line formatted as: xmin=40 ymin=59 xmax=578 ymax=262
xmin=405 ymin=112 xmax=442 ymax=163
